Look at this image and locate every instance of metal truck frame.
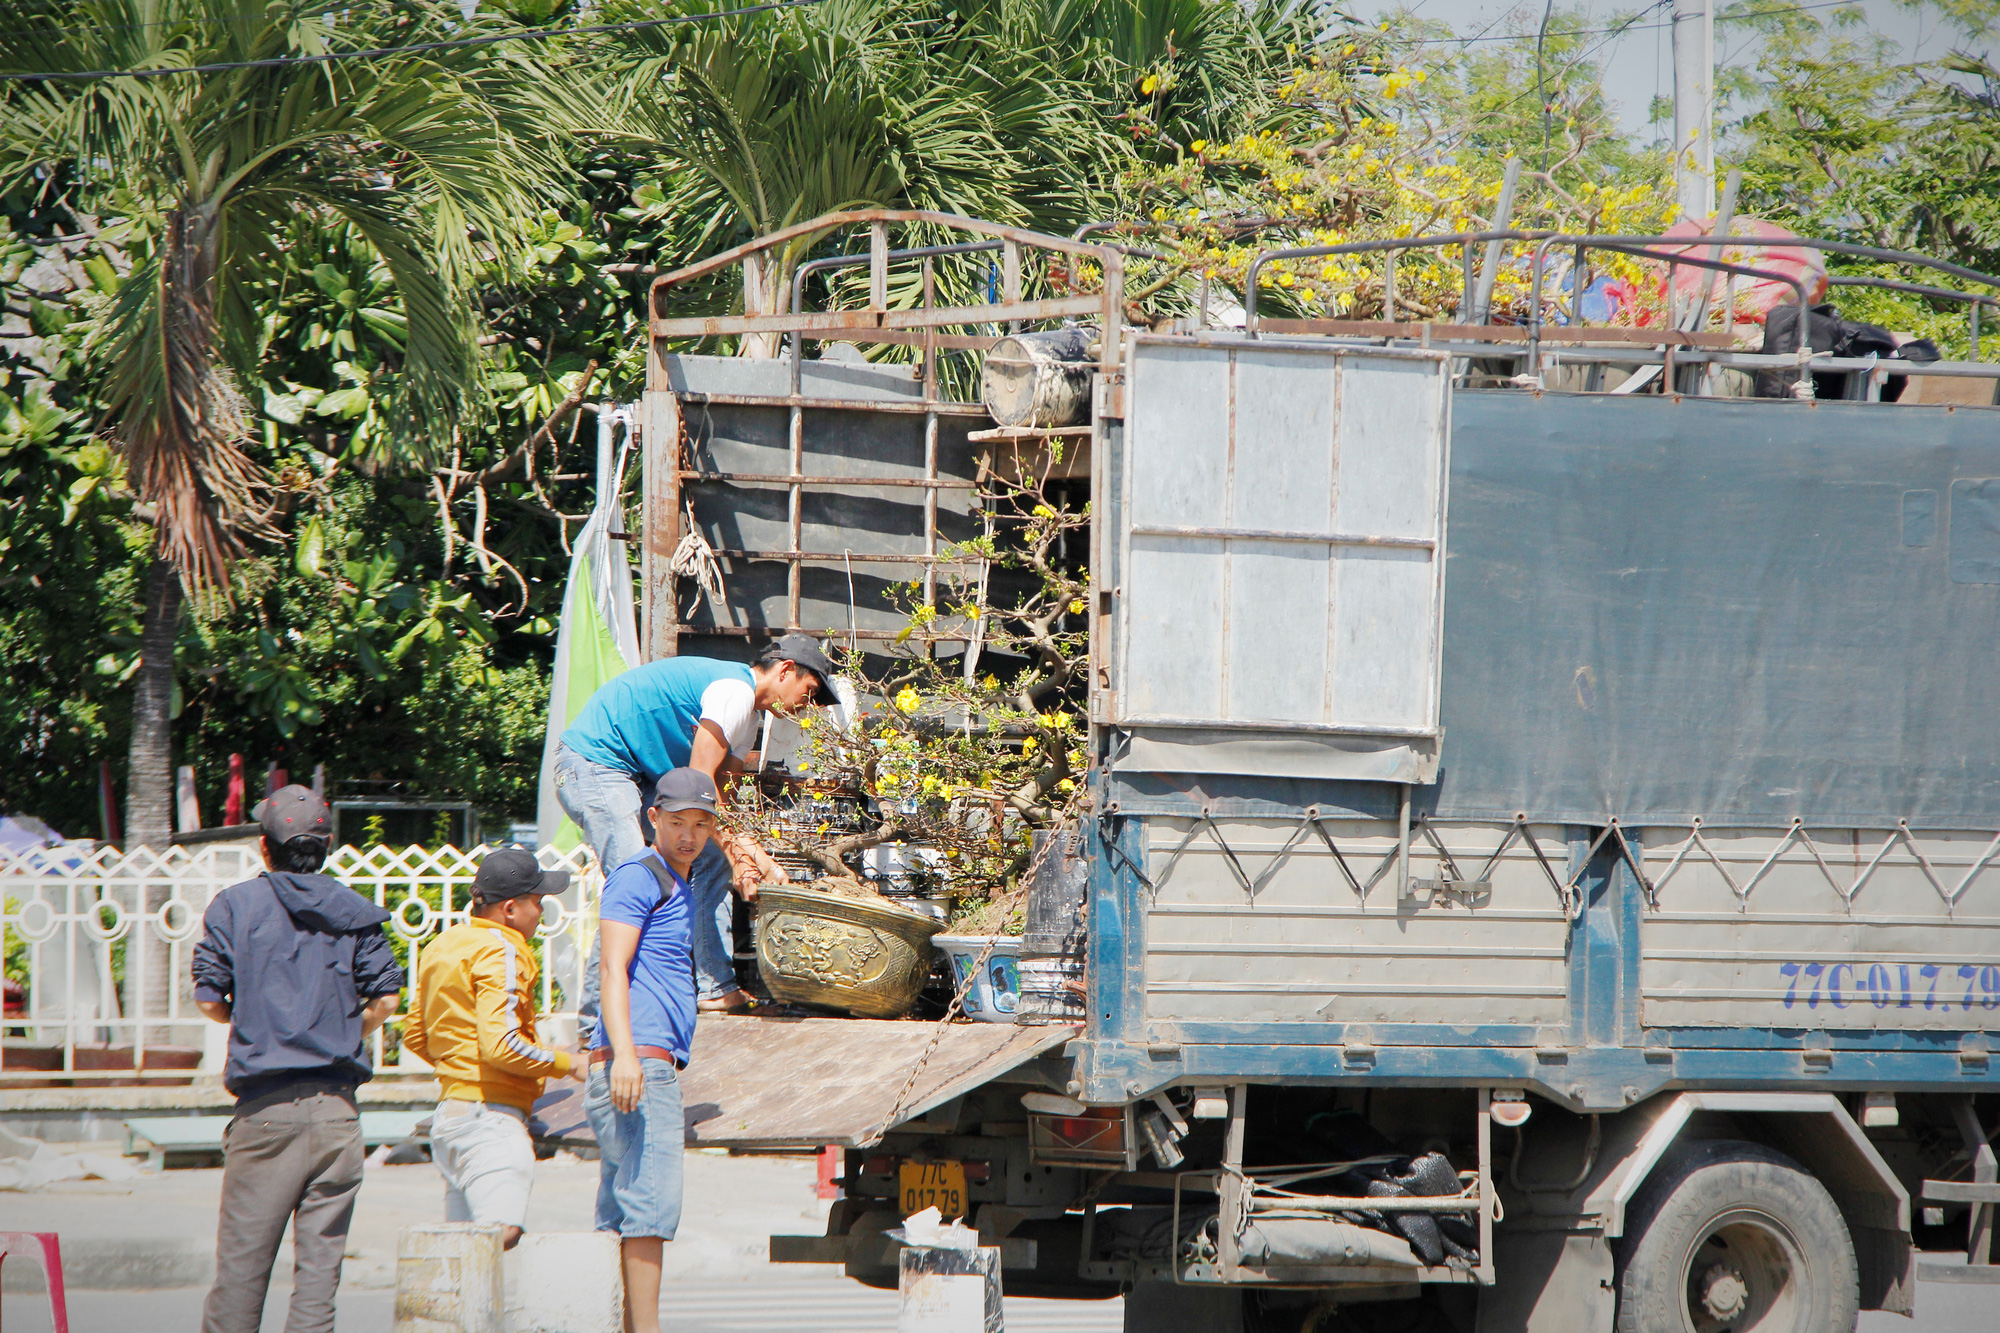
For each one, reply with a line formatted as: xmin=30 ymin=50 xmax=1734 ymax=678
xmin=643 ymin=210 xmax=2000 ymax=1332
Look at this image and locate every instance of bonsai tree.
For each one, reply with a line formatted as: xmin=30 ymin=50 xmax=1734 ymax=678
xmin=735 ymin=443 xmax=1090 ymax=932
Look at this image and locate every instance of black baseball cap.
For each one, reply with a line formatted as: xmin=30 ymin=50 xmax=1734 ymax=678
xmin=254 ymin=785 xmax=331 ymax=842
xmin=644 ymin=767 xmax=719 ymax=816
xmin=768 ymin=634 xmax=839 ymax=706
xmin=473 ymin=847 xmax=571 ymax=904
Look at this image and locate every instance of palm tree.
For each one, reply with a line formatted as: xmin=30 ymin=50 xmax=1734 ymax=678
xmin=595 ymin=0 xmax=1126 ymax=351
xmin=0 ymin=0 xmax=565 ymax=1010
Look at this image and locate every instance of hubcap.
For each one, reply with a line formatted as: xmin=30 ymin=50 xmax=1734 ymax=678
xmin=1680 ymin=1210 xmax=1805 ymax=1333
xmin=1700 ymin=1265 xmax=1750 ymax=1320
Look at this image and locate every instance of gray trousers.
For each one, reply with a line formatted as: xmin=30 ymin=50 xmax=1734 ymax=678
xmin=201 ymin=1085 xmax=365 ymax=1333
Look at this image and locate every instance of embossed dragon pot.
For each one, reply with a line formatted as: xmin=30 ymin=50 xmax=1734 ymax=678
xmin=754 ymin=886 xmax=946 ymax=1018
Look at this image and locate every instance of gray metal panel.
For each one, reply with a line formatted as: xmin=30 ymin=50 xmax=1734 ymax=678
xmin=1141 ymin=817 xmax=1571 ymax=1027
xmin=1113 ymin=336 xmax=1452 ymax=757
xmin=1637 ymin=824 xmax=2000 ymax=1030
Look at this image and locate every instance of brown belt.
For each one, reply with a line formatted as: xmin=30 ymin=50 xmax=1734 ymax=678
xmin=588 ymin=1045 xmax=685 ymax=1070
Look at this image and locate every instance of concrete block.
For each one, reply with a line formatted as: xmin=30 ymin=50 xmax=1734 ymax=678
xmin=396 ymin=1224 xmax=506 ymax=1333
xmin=898 ymin=1244 xmax=1003 ymax=1333
xmin=504 ymin=1231 xmax=622 ymax=1333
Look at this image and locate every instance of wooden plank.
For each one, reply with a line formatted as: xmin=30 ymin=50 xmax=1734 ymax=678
xmin=678 ymin=1016 xmax=1076 ymax=1148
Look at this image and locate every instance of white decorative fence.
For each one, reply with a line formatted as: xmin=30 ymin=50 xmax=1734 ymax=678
xmin=0 ymin=841 xmax=600 ymax=1084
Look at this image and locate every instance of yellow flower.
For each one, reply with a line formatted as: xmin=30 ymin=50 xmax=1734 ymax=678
xmin=1151 ymin=207 xmax=1166 ymax=221
xmin=1190 ymin=139 xmax=1208 ymax=153
xmin=980 ymin=674 xmax=999 ymax=691
xmin=894 ymin=686 xmax=922 ymax=713
xmin=1068 ymin=598 xmax=1086 ymax=614
xmin=1278 ymin=272 xmax=1295 ymax=287
xmin=1021 ymin=736 xmax=1039 ymax=753
xmin=1057 ymin=779 xmax=1075 ymax=792
xmin=1141 ymin=74 xmax=1158 ymax=94
xmin=1033 ymin=503 xmax=1057 ymax=519
xmin=816 ymin=821 xmax=830 ymax=834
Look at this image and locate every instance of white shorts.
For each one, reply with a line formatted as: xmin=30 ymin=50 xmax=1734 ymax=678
xmin=430 ymin=1099 xmax=535 ymax=1229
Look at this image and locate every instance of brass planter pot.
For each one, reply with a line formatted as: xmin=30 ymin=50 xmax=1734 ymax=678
xmin=756 ymin=887 xmax=944 ymax=1019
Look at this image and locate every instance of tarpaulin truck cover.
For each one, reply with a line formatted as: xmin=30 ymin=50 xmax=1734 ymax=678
xmin=1109 ymin=388 xmax=2000 ymax=832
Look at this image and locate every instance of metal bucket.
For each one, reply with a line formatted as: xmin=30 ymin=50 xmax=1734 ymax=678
xmin=755 ymin=887 xmax=945 ymax=1019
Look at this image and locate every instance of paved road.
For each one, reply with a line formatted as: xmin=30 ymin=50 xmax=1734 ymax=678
xmin=2 ymin=1276 xmax=1126 ymax=1332
xmin=0 ymin=1147 xmax=1988 ymax=1331
xmin=7 ymin=1271 xmax=1994 ymax=1331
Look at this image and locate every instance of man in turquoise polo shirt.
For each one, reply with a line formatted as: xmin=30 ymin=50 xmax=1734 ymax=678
xmin=554 ymin=636 xmax=835 ymax=1018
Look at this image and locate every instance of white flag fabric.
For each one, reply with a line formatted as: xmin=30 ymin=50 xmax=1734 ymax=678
xmin=535 ymin=404 xmax=642 ymax=849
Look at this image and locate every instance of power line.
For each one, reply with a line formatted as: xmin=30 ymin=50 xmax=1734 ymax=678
xmin=0 ymin=0 xmax=827 ymax=82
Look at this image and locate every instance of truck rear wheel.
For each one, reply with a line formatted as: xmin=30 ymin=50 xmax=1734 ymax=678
xmin=1613 ymin=1140 xmax=1858 ymax=1333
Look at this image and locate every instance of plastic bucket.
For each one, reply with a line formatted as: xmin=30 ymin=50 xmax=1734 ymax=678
xmin=931 ymin=935 xmax=1023 ymax=1022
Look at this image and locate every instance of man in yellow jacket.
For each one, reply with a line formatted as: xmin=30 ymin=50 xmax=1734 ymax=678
xmin=403 ymin=848 xmax=582 ymax=1249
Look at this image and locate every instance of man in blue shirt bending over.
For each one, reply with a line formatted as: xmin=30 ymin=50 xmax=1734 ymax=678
xmin=553 ymin=637 xmax=835 ymax=1016
xmin=585 ymin=768 xmax=714 ymax=1333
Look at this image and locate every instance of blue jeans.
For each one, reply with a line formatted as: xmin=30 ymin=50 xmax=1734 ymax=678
xmin=584 ymin=1058 xmax=685 ymax=1240
xmin=553 ymin=743 xmax=739 ymax=1040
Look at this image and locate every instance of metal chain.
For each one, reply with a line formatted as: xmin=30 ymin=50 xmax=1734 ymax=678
xmin=861 ymin=830 xmax=1069 ymax=1148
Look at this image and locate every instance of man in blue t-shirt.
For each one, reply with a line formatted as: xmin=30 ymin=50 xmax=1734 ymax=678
xmin=584 ymin=768 xmax=715 ymax=1333
xmin=553 ymin=636 xmax=835 ymax=1017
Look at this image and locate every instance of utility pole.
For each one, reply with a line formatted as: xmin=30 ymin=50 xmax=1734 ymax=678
xmin=1672 ymin=0 xmax=1715 ymax=221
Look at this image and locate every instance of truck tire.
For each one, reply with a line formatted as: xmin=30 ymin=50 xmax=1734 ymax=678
xmin=1613 ymin=1139 xmax=1858 ymax=1333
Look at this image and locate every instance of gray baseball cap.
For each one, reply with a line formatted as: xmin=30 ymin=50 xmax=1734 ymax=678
xmin=767 ymin=633 xmax=838 ymax=705
xmin=253 ymin=785 xmax=331 ymax=842
xmin=473 ymin=847 xmax=570 ymax=904
xmin=644 ymin=767 xmax=719 ymax=816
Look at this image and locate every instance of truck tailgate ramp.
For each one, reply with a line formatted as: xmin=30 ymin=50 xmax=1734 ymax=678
xmin=678 ymin=1017 xmax=1077 ymax=1148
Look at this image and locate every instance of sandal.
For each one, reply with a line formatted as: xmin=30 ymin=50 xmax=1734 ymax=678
xmin=697 ymin=990 xmax=759 ymax=1014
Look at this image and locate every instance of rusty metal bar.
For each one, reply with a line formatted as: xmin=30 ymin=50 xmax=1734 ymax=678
xmin=1240 ymin=227 xmax=2000 ymax=332
xmin=643 ymin=392 xmax=684 ymax=660
xmin=673 ymin=393 xmax=987 ymax=417
xmin=685 ymin=626 xmax=974 ymax=642
xmin=869 ymin=223 xmax=889 ymax=309
xmin=653 ymin=294 xmax=1102 ymax=339
xmin=712 ymin=549 xmax=980 ymax=564
xmin=922 ymin=258 xmax=940 ymax=620
xmin=648 ymin=208 xmax=1118 ymax=316
xmin=678 ymin=472 xmax=976 ymax=489
xmin=1003 ymin=240 xmax=1021 ymax=334
xmin=811 ymin=329 xmax=1000 ymax=351
xmin=1258 ymin=319 xmax=1735 ymax=348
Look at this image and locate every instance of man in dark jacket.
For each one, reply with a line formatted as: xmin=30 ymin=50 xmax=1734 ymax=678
xmin=191 ymin=785 xmax=404 ymax=1333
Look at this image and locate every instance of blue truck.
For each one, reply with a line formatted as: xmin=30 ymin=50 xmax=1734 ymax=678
xmin=644 ymin=211 xmax=2000 ymax=1332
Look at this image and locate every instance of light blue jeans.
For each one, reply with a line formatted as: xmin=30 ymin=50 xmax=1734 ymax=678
xmin=552 ymin=743 xmax=739 ymax=1042
xmin=584 ymin=1057 xmax=685 ymax=1240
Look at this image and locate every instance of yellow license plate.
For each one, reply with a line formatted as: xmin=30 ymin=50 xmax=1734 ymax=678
xmin=899 ymin=1159 xmax=967 ymax=1219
